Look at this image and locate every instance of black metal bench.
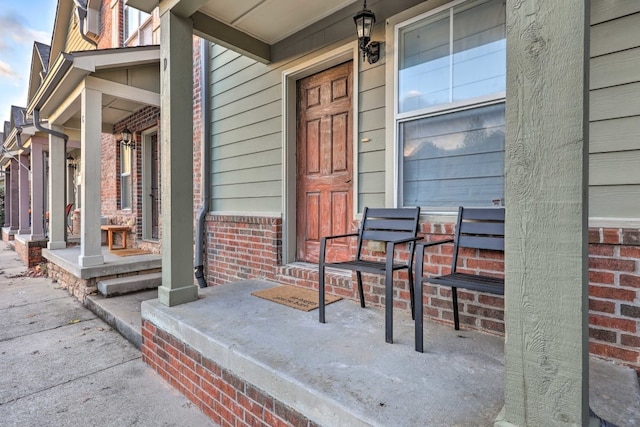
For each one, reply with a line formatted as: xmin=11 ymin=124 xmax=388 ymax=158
xmin=414 ymin=206 xmax=505 ymax=352
xmin=319 ymin=207 xmax=421 ymax=344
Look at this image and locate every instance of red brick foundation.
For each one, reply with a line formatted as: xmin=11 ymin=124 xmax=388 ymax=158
xmin=14 ymin=238 xmax=47 ymax=268
xmin=142 ymin=320 xmax=320 ymax=427
xmin=204 ymin=214 xmax=640 ymax=371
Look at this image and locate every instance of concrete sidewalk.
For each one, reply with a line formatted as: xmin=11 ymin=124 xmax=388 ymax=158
xmin=0 ymin=242 xmax=215 ymax=427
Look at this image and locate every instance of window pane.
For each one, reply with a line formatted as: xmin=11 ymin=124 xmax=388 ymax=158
xmin=398 ymin=10 xmax=450 ymax=113
xmin=402 ymin=103 xmax=505 ymax=208
xmin=121 ymin=174 xmax=131 ymax=209
xmin=120 ymin=144 xmax=132 ymax=209
xmin=452 ymin=0 xmax=506 ymax=101
xmin=398 ymin=0 xmax=505 ymax=114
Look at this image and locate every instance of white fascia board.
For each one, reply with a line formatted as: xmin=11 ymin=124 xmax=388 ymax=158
xmin=73 ymin=47 xmax=160 ymax=72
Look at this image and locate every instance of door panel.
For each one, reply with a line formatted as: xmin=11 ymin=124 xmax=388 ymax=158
xmin=296 ymin=61 xmax=353 ymax=263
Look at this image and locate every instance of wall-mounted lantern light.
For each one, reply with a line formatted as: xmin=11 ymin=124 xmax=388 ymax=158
xmin=120 ymin=127 xmax=135 ymax=149
xmin=354 ymin=0 xmax=380 ymax=64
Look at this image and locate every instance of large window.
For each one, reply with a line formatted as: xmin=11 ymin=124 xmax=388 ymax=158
xmin=124 ymin=5 xmax=152 ymax=46
xmin=120 ymin=143 xmax=132 ymax=210
xmin=396 ymin=0 xmax=506 ymax=209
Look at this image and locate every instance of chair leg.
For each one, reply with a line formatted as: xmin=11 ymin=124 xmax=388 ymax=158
xmin=356 ymin=271 xmax=365 ymax=308
xmin=415 ymin=244 xmax=425 ymax=352
xmin=452 ymin=287 xmax=460 ymax=330
xmin=319 ymin=264 xmax=326 ymax=323
xmin=408 ymin=268 xmax=415 ymax=321
xmin=385 ymin=242 xmax=395 ymax=344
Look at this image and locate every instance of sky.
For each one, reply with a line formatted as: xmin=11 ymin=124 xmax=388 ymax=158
xmin=0 ymin=0 xmax=57 ymax=127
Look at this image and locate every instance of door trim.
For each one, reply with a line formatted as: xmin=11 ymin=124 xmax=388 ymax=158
xmin=281 ymin=42 xmax=360 ymax=264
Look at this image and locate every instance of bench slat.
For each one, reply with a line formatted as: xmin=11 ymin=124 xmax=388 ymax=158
xmin=458 ymin=235 xmax=504 ymax=251
xmin=366 ymin=208 xmax=421 ymax=219
xmin=459 ymin=221 xmax=504 ymax=236
xmin=425 ymin=273 xmax=504 ymax=295
xmin=364 ymin=218 xmax=417 ymax=232
xmin=362 ymin=230 xmax=416 ymax=242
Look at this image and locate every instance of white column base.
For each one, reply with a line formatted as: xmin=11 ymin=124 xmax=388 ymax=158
xmin=48 ymin=241 xmax=67 ymax=250
xmin=78 ymin=254 xmax=105 ymax=267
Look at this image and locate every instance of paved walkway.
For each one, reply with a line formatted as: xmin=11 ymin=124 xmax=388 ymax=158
xmin=0 ymin=241 xmax=215 ymax=427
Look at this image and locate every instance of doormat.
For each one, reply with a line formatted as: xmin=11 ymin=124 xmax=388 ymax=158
xmin=111 ymin=248 xmax=153 ymax=257
xmin=251 ymin=285 xmax=342 ymax=312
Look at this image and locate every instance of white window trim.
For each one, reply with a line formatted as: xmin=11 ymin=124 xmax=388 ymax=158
xmin=386 ymin=0 xmax=506 ymax=211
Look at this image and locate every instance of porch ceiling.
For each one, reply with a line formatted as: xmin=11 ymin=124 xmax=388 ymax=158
xmin=28 ymin=46 xmax=160 ymax=132
xmin=127 ymin=0 xmax=360 ymax=62
xmin=198 ymin=0 xmax=358 ymax=44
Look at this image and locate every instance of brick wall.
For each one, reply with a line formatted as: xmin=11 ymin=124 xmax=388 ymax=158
xmin=107 ymin=106 xmax=161 ymax=248
xmin=14 ymin=239 xmax=47 ymax=268
xmin=205 ymin=214 xmax=282 ymax=286
xmin=204 ymin=214 xmax=640 ymax=371
xmin=142 ymin=320 xmax=320 ymax=427
xmin=588 ymin=227 xmax=640 ymax=370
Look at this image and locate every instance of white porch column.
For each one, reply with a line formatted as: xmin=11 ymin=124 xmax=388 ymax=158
xmin=78 ymin=87 xmax=104 ymax=267
xmin=30 ymin=141 xmax=46 ymax=240
xmin=1 ymin=168 xmax=9 ymax=228
xmin=498 ymin=1 xmax=589 ymax=426
xmin=18 ymin=154 xmax=30 ymax=235
xmin=48 ymin=125 xmax=67 ymax=249
xmin=157 ymin=10 xmax=198 ymax=306
xmin=9 ymin=159 xmax=19 ymax=231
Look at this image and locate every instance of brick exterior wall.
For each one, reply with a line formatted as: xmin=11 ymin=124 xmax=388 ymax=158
xmin=14 ymin=238 xmax=47 ymax=268
xmin=142 ymin=320 xmax=320 ymax=427
xmin=205 ymin=214 xmax=282 ymax=286
xmin=203 ymin=215 xmax=640 ymax=371
xmin=104 ymin=106 xmax=161 ymax=253
xmin=588 ymin=227 xmax=640 ymax=370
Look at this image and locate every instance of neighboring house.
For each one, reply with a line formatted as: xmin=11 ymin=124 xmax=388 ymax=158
xmin=124 ymin=0 xmax=639 ymax=425
xmin=0 ymin=0 xmax=203 ymax=298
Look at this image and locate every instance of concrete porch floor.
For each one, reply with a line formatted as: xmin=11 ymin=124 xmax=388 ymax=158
xmin=42 ymin=245 xmax=161 ymax=279
xmin=124 ymin=280 xmax=640 ymax=427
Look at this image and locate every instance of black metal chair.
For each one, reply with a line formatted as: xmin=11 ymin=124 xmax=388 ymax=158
xmin=319 ymin=207 xmax=422 ymax=344
xmin=414 ymin=206 xmax=505 ymax=352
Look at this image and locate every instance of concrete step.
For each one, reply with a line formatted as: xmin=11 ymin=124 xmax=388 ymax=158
xmin=85 ymin=289 xmax=157 ymax=349
xmin=97 ymin=272 xmax=161 ymax=297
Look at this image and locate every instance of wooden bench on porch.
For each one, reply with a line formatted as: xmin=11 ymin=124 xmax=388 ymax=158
xmin=319 ymin=206 xmax=422 ymax=344
xmin=414 ymin=206 xmax=505 ymax=352
xmin=101 ymin=224 xmax=130 ymax=251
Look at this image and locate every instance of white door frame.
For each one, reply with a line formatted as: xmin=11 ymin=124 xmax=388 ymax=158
xmin=281 ymin=42 xmax=359 ymax=264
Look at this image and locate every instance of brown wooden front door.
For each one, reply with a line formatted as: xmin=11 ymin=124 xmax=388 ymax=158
xmin=296 ymin=61 xmax=353 ymax=263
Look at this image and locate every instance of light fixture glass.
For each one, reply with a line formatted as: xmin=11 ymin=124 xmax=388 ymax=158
xmin=120 ymin=127 xmax=134 ymax=149
xmin=353 ymin=1 xmax=380 ymax=64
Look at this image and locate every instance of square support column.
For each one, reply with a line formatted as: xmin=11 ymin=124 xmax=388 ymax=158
xmin=2 ymin=168 xmax=10 ymax=228
xmin=157 ymin=10 xmax=198 ymax=306
xmin=78 ymin=87 xmax=104 ymax=267
xmin=48 ymin=125 xmax=67 ymax=249
xmin=9 ymin=159 xmax=19 ymax=231
xmin=30 ymin=141 xmax=46 ymax=241
xmin=18 ymin=154 xmax=30 ymax=235
xmin=497 ymin=1 xmax=589 ymax=426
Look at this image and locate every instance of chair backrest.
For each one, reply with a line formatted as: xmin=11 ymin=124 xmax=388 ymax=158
xmin=357 ymin=207 xmax=421 ymax=259
xmin=451 ymin=206 xmax=505 ymax=272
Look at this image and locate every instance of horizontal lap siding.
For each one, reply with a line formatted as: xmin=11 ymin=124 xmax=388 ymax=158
xmin=589 ymin=3 xmax=640 ymax=218
xmin=358 ymin=62 xmax=386 ymax=211
xmin=209 ymin=45 xmax=386 ymax=213
xmin=210 ymin=46 xmax=282 ymax=212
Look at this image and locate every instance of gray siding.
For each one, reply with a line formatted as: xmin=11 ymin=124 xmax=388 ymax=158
xmin=208 ymin=43 xmax=387 ymax=213
xmin=590 ymin=2 xmax=640 ymax=217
